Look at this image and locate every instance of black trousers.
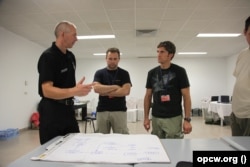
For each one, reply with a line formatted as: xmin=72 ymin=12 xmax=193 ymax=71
xmin=38 ymin=98 xmax=80 ymax=145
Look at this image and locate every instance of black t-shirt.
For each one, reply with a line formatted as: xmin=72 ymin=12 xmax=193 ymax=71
xmin=93 ymin=67 xmax=132 ymax=112
xmin=146 ymin=64 xmax=190 ymax=118
xmin=38 ymin=42 xmax=76 ymax=98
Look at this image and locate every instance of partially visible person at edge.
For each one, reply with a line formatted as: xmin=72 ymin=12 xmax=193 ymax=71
xmin=93 ymin=47 xmax=132 ymax=134
xmin=37 ymin=21 xmax=93 ymax=144
xmin=143 ymin=41 xmax=192 ymax=139
xmin=231 ymin=16 xmax=250 ymax=136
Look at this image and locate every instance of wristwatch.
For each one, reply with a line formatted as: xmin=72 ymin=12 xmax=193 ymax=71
xmin=184 ymin=117 xmax=191 ymax=122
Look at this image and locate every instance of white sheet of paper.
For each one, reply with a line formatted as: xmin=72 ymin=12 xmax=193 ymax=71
xmin=34 ymin=133 xmax=170 ymax=164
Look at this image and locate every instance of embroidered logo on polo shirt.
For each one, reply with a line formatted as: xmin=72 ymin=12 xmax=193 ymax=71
xmin=61 ymin=68 xmax=68 ymax=73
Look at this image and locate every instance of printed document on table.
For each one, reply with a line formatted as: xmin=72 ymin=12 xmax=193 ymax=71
xmin=32 ymin=133 xmax=170 ymax=164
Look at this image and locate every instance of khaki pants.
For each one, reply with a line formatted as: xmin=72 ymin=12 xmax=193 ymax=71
xmin=230 ymin=112 xmax=250 ymax=136
xmin=151 ymin=115 xmax=184 ymax=139
xmin=96 ymin=111 xmax=129 ymax=134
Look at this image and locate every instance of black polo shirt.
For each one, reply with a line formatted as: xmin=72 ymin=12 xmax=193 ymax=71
xmin=38 ymin=42 xmax=76 ymax=97
xmin=37 ymin=42 xmax=77 ymax=124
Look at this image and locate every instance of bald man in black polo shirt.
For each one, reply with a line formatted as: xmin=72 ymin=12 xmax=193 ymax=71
xmin=37 ymin=21 xmax=92 ymax=144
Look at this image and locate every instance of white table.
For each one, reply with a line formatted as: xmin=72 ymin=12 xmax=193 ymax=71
xmin=74 ymin=101 xmax=89 ymax=121
xmin=221 ymin=136 xmax=250 ymax=150
xmin=134 ymin=138 xmax=235 ymax=167
xmin=208 ymin=102 xmax=232 ymax=126
xmin=7 ymin=136 xmax=236 ymax=167
xmin=7 ymin=136 xmax=132 ymax=167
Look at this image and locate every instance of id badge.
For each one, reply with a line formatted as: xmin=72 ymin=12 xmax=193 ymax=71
xmin=161 ymin=95 xmax=170 ymax=102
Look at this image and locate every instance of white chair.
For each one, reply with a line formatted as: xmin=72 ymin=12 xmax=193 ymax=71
xmin=137 ymin=98 xmax=153 ymax=120
xmin=126 ymin=97 xmax=138 ymax=122
xmin=87 ymin=98 xmax=97 ymax=114
xmin=201 ymin=97 xmax=213 ymax=123
xmin=137 ymin=99 xmax=144 ymax=121
xmin=85 ymin=98 xmax=98 ymax=133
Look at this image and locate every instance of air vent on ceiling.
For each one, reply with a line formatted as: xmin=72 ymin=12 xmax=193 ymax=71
xmin=136 ymin=29 xmax=157 ymax=37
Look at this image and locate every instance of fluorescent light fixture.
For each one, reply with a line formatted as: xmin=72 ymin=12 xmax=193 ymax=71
xmin=197 ymin=33 xmax=241 ymax=37
xmin=93 ymin=53 xmax=106 ymax=56
xmin=77 ymin=35 xmax=115 ymax=39
xmin=93 ymin=53 xmax=123 ymax=56
xmin=178 ymin=52 xmax=207 ymax=55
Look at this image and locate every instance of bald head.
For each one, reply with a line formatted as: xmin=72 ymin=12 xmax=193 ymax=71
xmin=54 ymin=21 xmax=77 ymax=38
xmin=53 ymin=21 xmax=78 ymax=52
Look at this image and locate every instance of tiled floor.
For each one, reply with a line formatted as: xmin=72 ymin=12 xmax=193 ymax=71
xmin=0 ymin=117 xmax=231 ymax=167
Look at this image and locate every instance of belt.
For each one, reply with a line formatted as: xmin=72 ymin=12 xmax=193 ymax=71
xmin=55 ymin=98 xmax=74 ymax=106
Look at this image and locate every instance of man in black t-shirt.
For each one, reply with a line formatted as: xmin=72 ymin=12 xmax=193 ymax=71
xmin=37 ymin=21 xmax=92 ymax=144
xmin=144 ymin=41 xmax=192 ymax=139
xmin=93 ymin=47 xmax=132 ymax=134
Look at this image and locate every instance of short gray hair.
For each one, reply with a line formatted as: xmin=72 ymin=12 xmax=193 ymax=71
xmin=54 ymin=20 xmax=76 ymax=38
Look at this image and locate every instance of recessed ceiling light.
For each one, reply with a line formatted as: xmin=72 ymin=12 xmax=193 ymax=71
xmin=178 ymin=52 xmax=207 ymax=55
xmin=77 ymin=35 xmax=115 ymax=39
xmin=93 ymin=53 xmax=106 ymax=56
xmin=197 ymin=33 xmax=241 ymax=37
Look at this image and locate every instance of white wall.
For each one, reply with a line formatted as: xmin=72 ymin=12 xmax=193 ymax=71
xmin=174 ymin=58 xmax=228 ymax=107
xmin=0 ymin=27 xmax=43 ymax=129
xmin=0 ymin=25 xmax=238 ymax=130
